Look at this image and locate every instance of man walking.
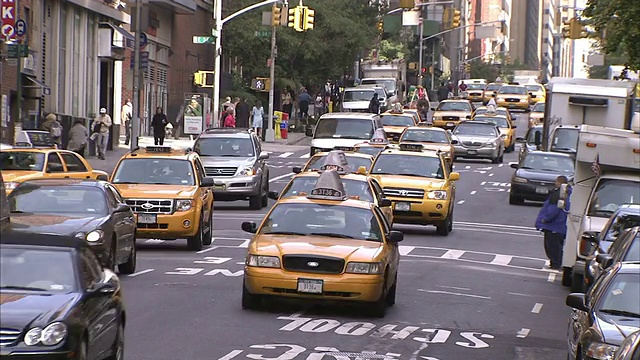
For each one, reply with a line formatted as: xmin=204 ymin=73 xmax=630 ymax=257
xmin=151 ymin=107 xmax=168 ymax=145
xmin=235 ymin=97 xmax=250 ymax=129
xmin=535 ymin=175 xmax=570 ymax=270
xmin=122 ymin=99 xmax=132 ymax=145
xmin=94 ymin=108 xmax=112 ymax=160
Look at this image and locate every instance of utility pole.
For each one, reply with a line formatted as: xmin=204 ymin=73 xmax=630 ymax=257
xmin=265 ymin=24 xmax=276 ymax=142
xmin=417 ymin=16 xmax=424 ymax=87
xmin=212 ymin=0 xmax=222 ymax=127
xmin=130 ymin=0 xmax=142 ymax=151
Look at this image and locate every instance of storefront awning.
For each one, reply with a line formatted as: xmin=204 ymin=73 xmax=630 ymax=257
xmin=23 ymin=76 xmax=51 ymax=96
xmin=99 ymin=22 xmax=135 ymax=49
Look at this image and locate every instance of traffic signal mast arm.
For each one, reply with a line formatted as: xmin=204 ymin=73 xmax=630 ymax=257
xmin=421 ymin=20 xmax=505 ymax=43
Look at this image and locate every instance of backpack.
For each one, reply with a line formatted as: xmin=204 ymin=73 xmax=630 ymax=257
xmin=50 ymin=122 xmax=62 ymax=138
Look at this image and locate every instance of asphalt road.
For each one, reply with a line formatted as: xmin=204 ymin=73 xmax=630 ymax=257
xmin=118 ymin=112 xmax=571 ymax=360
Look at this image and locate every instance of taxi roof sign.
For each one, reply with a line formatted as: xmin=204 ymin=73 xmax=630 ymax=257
xmin=369 ymin=128 xmax=389 ymax=144
xmin=145 ymin=146 xmax=173 ymax=153
xmin=307 ymin=169 xmax=347 ymax=201
xmin=399 ymin=143 xmax=424 ymax=152
xmin=320 ymin=150 xmax=353 ymax=174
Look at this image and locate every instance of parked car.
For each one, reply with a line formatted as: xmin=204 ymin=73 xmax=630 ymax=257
xmin=614 ymin=330 xmax=640 ymax=360
xmin=589 ymin=227 xmax=640 ymax=289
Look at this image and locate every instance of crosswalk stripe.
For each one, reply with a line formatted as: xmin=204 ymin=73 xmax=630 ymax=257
xmin=278 ymin=152 xmax=294 ymax=158
xmin=300 ymin=153 xmax=310 ymax=159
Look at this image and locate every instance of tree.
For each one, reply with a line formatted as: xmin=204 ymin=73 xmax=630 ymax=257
xmin=469 ymin=60 xmax=499 ymax=81
xmin=583 ymin=0 xmax=640 ymax=70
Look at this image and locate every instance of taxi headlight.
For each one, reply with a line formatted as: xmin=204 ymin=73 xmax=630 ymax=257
xmin=4 ymin=181 xmax=19 ymax=190
xmin=585 ymin=342 xmax=618 ymax=360
xmin=513 ymin=177 xmax=528 ymax=183
xmin=175 ymin=199 xmax=193 ymax=211
xmin=240 ymin=167 xmax=255 ymax=176
xmin=247 ymin=255 xmax=281 ymax=268
xmin=427 ymin=190 xmax=447 ymax=200
xmin=432 ymin=116 xmax=442 ymax=121
xmin=24 ymin=322 xmax=67 ymax=346
xmin=346 ymin=262 xmax=382 ymax=274
xmin=85 ymin=230 xmax=104 ymax=242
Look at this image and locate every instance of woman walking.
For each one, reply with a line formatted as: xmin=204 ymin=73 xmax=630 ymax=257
xmin=251 ymin=100 xmax=264 ymax=138
xmin=67 ymin=119 xmax=88 ymax=155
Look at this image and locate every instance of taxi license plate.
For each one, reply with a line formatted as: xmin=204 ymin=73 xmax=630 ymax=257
xmin=446 ymin=122 xmax=454 ymax=127
xmin=467 ymin=150 xmax=477 ymax=155
xmin=297 ymin=279 xmax=323 ymax=294
xmin=395 ymin=202 xmax=411 ymax=212
xmin=138 ymin=213 xmax=157 ymax=224
xmin=536 ymin=187 xmax=549 ymax=194
xmin=213 ymin=184 xmax=226 ymax=191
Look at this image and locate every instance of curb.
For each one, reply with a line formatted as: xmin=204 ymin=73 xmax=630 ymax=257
xmin=286 ymin=135 xmax=309 ymax=145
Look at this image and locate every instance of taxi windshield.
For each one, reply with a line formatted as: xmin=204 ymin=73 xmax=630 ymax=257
xmin=401 ymin=129 xmax=449 ymax=143
xmin=0 ymin=246 xmax=77 ymax=293
xmin=282 ymin=177 xmax=374 ymax=202
xmin=473 ymin=116 xmax=509 ymax=128
xmin=380 ymin=115 xmax=415 ymax=127
xmin=485 ymin=84 xmax=501 ymax=91
xmin=436 ymin=102 xmax=471 ymax=112
xmin=588 ymin=179 xmax=640 ymax=217
xmin=454 ymin=124 xmax=498 ymax=137
xmin=525 ymin=84 xmax=543 ymax=92
xmin=9 ymin=186 xmax=109 ymax=214
xmin=314 ymin=118 xmax=374 ymax=140
xmin=343 ymin=90 xmax=376 ymax=102
xmin=466 ymin=84 xmax=485 ymax=90
xmin=532 ymin=103 xmax=545 ymax=112
xmin=356 ymin=146 xmax=384 ymax=157
xmin=112 ymin=158 xmax=196 ymax=186
xmin=260 ymin=203 xmax=383 ymax=241
xmin=498 ymin=86 xmax=527 ymax=95
xmin=475 ymin=107 xmax=508 ymax=117
xmin=0 ymin=152 xmax=45 ymax=171
xmin=522 ymin=153 xmax=575 ymax=173
xmin=372 ymin=154 xmax=444 ymax=179
xmin=194 ymin=137 xmax=254 ymax=157
xmin=304 ymin=154 xmax=372 ymax=171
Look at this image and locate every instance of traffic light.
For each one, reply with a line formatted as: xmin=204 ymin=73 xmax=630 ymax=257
xmin=377 ymin=19 xmax=384 ymax=33
xmin=442 ymin=7 xmax=452 ymax=30
xmin=288 ymin=6 xmax=303 ymax=32
xmin=272 ymin=5 xmax=282 ymax=26
xmin=399 ymin=0 xmax=415 ymax=9
xmin=562 ymin=19 xmax=572 ymax=38
xmin=251 ymin=77 xmax=271 ymax=92
xmin=464 ymin=63 xmax=471 ymax=73
xmin=569 ymin=18 xmax=584 ymax=39
xmin=192 ymin=71 xmax=215 ymax=87
xmin=303 ymin=7 xmax=315 ymax=31
xmin=451 ymin=9 xmax=461 ymax=28
xmin=421 ymin=67 xmax=427 ymax=73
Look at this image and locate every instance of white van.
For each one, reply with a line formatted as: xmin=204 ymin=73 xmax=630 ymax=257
xmin=308 ymin=113 xmax=384 ymax=156
xmin=341 ymin=88 xmax=377 ymax=112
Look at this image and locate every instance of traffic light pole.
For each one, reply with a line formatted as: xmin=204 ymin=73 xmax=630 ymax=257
xmin=417 ymin=16 xmax=424 ymax=87
xmin=265 ymin=25 xmax=277 ymax=142
xmin=130 ymin=0 xmax=142 ymax=151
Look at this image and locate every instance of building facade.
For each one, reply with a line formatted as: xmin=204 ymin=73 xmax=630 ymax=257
xmin=509 ymin=0 xmax=542 ymax=69
xmin=465 ymin=0 xmax=511 ymax=65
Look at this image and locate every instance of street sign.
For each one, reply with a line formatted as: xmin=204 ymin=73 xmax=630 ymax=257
xmin=1 ymin=0 xmax=16 ymax=40
xmin=254 ymin=30 xmax=271 ymax=38
xmin=139 ymin=32 xmax=148 ymax=48
xmin=141 ymin=51 xmax=149 ymax=70
xmin=192 ymin=36 xmax=215 ymax=44
xmin=211 ymin=29 xmax=219 ymax=37
xmin=15 ymin=19 xmax=25 ymax=38
xmin=7 ymin=44 xmax=28 ymax=58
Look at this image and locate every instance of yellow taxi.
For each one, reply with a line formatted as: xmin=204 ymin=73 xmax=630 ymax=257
xmin=379 ymin=109 xmax=420 ymax=143
xmin=296 ymin=150 xmax=374 ymax=174
xmin=472 ymin=106 xmax=514 ymax=124
xmin=470 ymin=113 xmax=517 ymax=152
xmin=403 ymin=108 xmax=426 ymax=123
xmin=370 ymin=143 xmax=459 ymax=236
xmin=431 ymin=99 xmax=474 ymax=130
xmin=399 ymin=126 xmax=455 ymax=170
xmin=109 ymin=146 xmax=215 ymax=250
xmin=0 ymin=147 xmax=109 ymax=194
xmin=524 ymin=83 xmax=546 ymax=104
xmin=241 ymin=169 xmax=403 ymax=317
xmin=496 ymin=84 xmax=531 ymax=111
xmin=461 ymin=83 xmax=486 ymax=102
xmin=352 ymin=128 xmax=391 ymax=157
xmin=482 ymin=83 xmax=502 ymax=105
xmin=529 ymin=102 xmax=545 ymax=128
xmin=272 ymin=151 xmax=393 ymax=224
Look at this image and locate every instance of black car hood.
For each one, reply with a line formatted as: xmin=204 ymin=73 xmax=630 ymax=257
xmin=515 ymin=168 xmax=573 ymax=183
xmin=0 ymin=292 xmax=81 ymax=329
xmin=8 ymin=213 xmax=105 ymax=235
xmin=596 ymin=312 xmax=640 ymax=345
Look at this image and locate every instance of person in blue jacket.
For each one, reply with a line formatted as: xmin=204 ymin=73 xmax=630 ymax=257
xmin=535 ymin=175 xmax=570 ymax=270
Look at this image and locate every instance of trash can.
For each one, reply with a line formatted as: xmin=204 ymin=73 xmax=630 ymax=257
xmin=273 ymin=115 xmax=281 ymax=140
xmin=280 ymin=113 xmax=289 ymax=139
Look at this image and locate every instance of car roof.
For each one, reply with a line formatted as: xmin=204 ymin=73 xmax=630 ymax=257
xmin=125 ymin=146 xmax=196 ymax=160
xmin=499 ymin=85 xmax=527 ymax=90
xmin=313 ymin=151 xmax=374 ymax=160
xmin=198 ymin=128 xmax=253 ymax=138
xmin=379 ymin=147 xmax=440 ymax=158
xmin=291 ymin=171 xmax=370 ymax=181
xmin=616 ymin=204 xmax=640 ymax=213
xmin=319 ymin=112 xmax=379 ymax=120
xmin=440 ymin=99 xmax=471 ymax=103
xmin=615 ymin=262 xmax=640 ymax=274
xmin=458 ymin=121 xmax=496 ymax=127
xmin=276 ymin=195 xmax=373 ymax=209
xmin=1 ymin=229 xmax=88 ymax=250
xmin=13 ymin=179 xmax=106 ymax=188
xmin=2 ymin=147 xmax=64 ymax=153
xmin=404 ymin=126 xmax=447 ymax=132
xmin=528 ymin=150 xmax=574 ymax=159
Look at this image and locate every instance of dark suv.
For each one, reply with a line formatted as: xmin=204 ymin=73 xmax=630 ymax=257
xmin=193 ymin=129 xmax=270 ymax=209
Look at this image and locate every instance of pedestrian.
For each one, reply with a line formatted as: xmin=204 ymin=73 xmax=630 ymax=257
xmin=417 ymin=99 xmax=430 ymax=124
xmin=535 ymin=175 xmax=570 ymax=270
xmin=41 ymin=113 xmax=63 ymax=147
xmin=487 ymin=94 xmax=497 ymax=112
xmin=437 ymin=82 xmax=449 ymax=102
xmin=235 ymin=97 xmax=250 ymax=128
xmin=297 ymin=87 xmax=312 ymax=120
xmin=459 ymin=81 xmax=468 ymax=92
xmin=151 ymin=107 xmax=168 ymax=145
xmin=223 ymin=109 xmax=236 ymax=128
xmin=368 ymin=93 xmax=380 ymax=114
xmin=251 ymin=100 xmax=264 ymax=138
xmin=66 ymin=119 xmax=88 ymax=156
xmin=281 ymin=88 xmax=293 ymax=119
xmin=122 ymin=99 xmax=132 ymax=145
xmin=94 ymin=108 xmax=112 ymax=160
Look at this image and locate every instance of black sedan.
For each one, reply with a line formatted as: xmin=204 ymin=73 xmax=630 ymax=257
xmin=0 ymin=231 xmax=125 ymax=359
xmin=7 ymin=179 xmax=137 ymax=274
xmin=566 ymin=262 xmax=640 ymax=360
xmin=509 ymin=151 xmax=575 ymax=205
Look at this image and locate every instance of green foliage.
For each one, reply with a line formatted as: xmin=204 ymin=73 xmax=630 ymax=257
xmin=469 ymin=60 xmax=500 ymax=81
xmin=222 ymin=0 xmax=379 ymax=89
xmin=378 ymin=39 xmax=408 ymax=61
xmin=587 ymin=49 xmax=627 ymax=79
xmin=583 ymin=0 xmax=640 ymax=70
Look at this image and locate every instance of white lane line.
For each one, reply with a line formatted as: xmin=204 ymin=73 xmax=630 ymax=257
xmin=300 ymin=153 xmax=310 ymax=158
xmin=399 ymin=245 xmax=415 ymax=256
xmin=465 ymin=165 xmax=471 ymax=169
xmin=196 ymin=245 xmax=219 ymax=254
xmin=531 ymin=303 xmax=543 ymax=314
xmin=498 ymin=164 xmax=504 ymax=167
xmin=235 ymin=261 xmax=245 ymax=265
xmin=470 ymin=190 xmax=477 ymax=195
xmin=437 ymin=285 xmax=471 ymax=291
xmin=278 ymin=152 xmax=293 ymax=158
xmin=144 ymin=239 xmax=164 ymax=244
xmin=454 ymin=226 xmax=542 ymax=238
xmin=219 ymin=350 xmax=244 ymax=360
xmin=517 ymin=328 xmax=531 ymax=338
xmin=127 ymin=269 xmax=154 ymax=277
xmin=456 ymin=221 xmax=537 ymax=231
xmin=490 ymin=254 xmax=513 ymax=265
xmin=238 ymin=239 xmax=250 ymax=248
xmin=269 ymin=173 xmax=295 ymax=183
xmin=409 ymin=343 xmax=429 ymax=360
xmin=480 ymin=181 xmax=487 ymax=185
xmin=488 ymin=173 xmax=494 ymax=177
xmin=441 ymin=249 xmax=465 ymax=259
xmin=418 ymin=289 xmax=491 ymax=300
xmin=457 ymin=200 xmax=465 ymax=204
xmin=508 ymin=292 xmax=533 ymax=297
xmin=547 ymin=272 xmax=557 ymax=282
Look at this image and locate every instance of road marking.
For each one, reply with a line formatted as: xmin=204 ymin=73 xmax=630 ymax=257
xmin=488 ymin=173 xmax=494 ymax=177
xmin=238 ymin=239 xmax=250 ymax=248
xmin=437 ymin=285 xmax=471 ymax=291
xmin=531 ymin=303 xmax=543 ymax=314
xmin=470 ymin=190 xmax=476 ymax=195
xmin=490 ymin=254 xmax=512 ymax=266
xmin=399 ymin=245 xmax=415 ymax=256
xmin=418 ymin=289 xmax=491 ymax=300
xmin=442 ymin=249 xmax=465 ymax=259
xmin=300 ymin=153 xmax=310 ymax=158
xmin=456 ymin=221 xmax=537 ymax=231
xmin=127 ymin=269 xmax=154 ymax=277
xmin=269 ymin=173 xmax=295 ymax=183
xmin=498 ymin=164 xmax=504 ymax=167
xmin=144 ymin=239 xmax=164 ymax=244
xmin=480 ymin=181 xmax=487 ymax=185
xmin=196 ymin=245 xmax=219 ymax=254
xmin=457 ymin=200 xmax=465 ymax=204
xmin=516 ymin=328 xmax=530 ymax=338
xmin=219 ymin=350 xmax=244 ymax=360
xmin=454 ymin=225 xmax=541 ymax=238
xmin=465 ymin=165 xmax=471 ymax=169
xmin=278 ymin=152 xmax=293 ymax=158
xmin=508 ymin=292 xmax=533 ymax=297
xmin=547 ymin=272 xmax=557 ymax=282
xmin=235 ymin=261 xmax=245 ymax=265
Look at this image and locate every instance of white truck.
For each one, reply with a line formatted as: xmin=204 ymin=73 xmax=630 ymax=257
xmin=360 ymin=59 xmax=407 ymax=104
xmin=512 ymin=70 xmax=540 ymax=85
xmin=556 ymin=81 xmax=640 ymax=291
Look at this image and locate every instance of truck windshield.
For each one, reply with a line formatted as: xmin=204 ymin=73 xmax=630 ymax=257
xmin=314 ymin=118 xmax=374 ymax=140
xmin=588 ymin=179 xmax=640 ymax=217
xmin=360 ymin=79 xmax=396 ymax=95
xmin=344 ymin=90 xmax=375 ymax=102
xmin=551 ymin=128 xmax=579 ymax=152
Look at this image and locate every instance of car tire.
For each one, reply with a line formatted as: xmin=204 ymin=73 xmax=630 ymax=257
xmin=509 ymin=193 xmax=524 ymax=205
xmin=370 ymin=274 xmax=388 ymax=318
xmin=261 ymin=176 xmax=269 ymax=208
xmin=491 ymin=156 xmax=500 ymax=164
xmin=506 ymin=142 xmax=515 ymax=153
xmin=202 ymin=212 xmax=213 ymax=246
xmin=562 ymin=268 xmax=573 ymax=287
xmin=118 ymin=241 xmax=136 ymax=275
xmin=386 ymin=273 xmax=397 ymax=306
xmin=249 ymin=194 xmax=262 ymax=210
xmin=108 ymin=240 xmax=118 ymax=270
xmin=106 ymin=323 xmax=124 ymax=360
xmin=187 ymin=214 xmax=204 ymax=251
xmin=241 ymin=282 xmax=262 ymax=310
xmin=571 ymin=271 xmax=584 ymax=293
xmin=76 ymin=339 xmax=88 ymax=360
xmin=436 ymin=213 xmax=452 ymax=236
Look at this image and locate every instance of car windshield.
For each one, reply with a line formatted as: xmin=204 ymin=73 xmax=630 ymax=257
xmin=281 ymin=177 xmax=374 ymax=202
xmin=371 ymin=154 xmax=444 ymax=179
xmin=498 ymin=86 xmax=527 ymax=95
xmin=194 ymin=137 xmax=254 ymax=157
xmin=260 ymin=203 xmax=383 ymax=241
xmin=624 ymin=234 xmax=640 ymax=262
xmin=473 ymin=116 xmax=509 ymax=128
xmin=437 ymin=102 xmax=471 ymax=112
xmin=0 ymin=152 xmax=45 ymax=171
xmin=588 ymin=179 xmax=640 ymax=217
xmin=525 ymin=84 xmax=543 ymax=92
xmin=475 ymin=108 xmax=508 ymax=117
xmin=527 ymin=128 xmax=543 ymax=143
xmin=603 ymin=213 xmax=640 ymax=242
xmin=551 ymin=128 xmax=579 ymax=152
xmin=314 ymin=118 xmax=374 ymax=140
xmin=304 ymin=154 xmax=372 ymax=172
xmin=356 ymin=146 xmax=384 ymax=157
xmin=466 ymin=84 xmax=485 ymax=90
xmin=597 ymin=274 xmax=640 ymax=316
xmin=360 ymin=79 xmax=396 ymax=94
xmin=9 ymin=185 xmax=108 ymax=214
xmin=401 ymin=129 xmax=449 ymax=144
xmin=532 ymin=103 xmax=545 ymax=112
xmin=381 ymin=115 xmax=415 ymax=127
xmin=112 ymin=158 xmax=196 ymax=186
xmin=522 ymin=153 xmax=575 ymax=173
xmin=454 ymin=124 xmax=498 ymax=137
xmin=344 ymin=90 xmax=376 ymax=102
xmin=0 ymin=246 xmax=77 ymax=293
xmin=485 ymin=84 xmax=501 ymax=91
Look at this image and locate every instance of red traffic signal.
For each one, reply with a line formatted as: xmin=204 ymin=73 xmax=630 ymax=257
xmin=421 ymin=67 xmax=427 ymax=73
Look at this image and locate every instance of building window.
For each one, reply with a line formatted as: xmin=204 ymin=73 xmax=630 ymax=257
xmin=86 ymin=15 xmax=95 ymax=116
xmin=72 ymin=9 xmax=81 ymax=116
xmin=58 ymin=6 xmax=67 ymax=113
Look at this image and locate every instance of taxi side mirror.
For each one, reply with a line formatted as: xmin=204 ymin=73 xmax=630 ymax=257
xmin=451 ymin=139 xmax=459 ymax=144
xmin=430 ymin=108 xmax=435 ymax=111
xmin=268 ymin=191 xmax=279 ymax=200
xmin=529 ymin=92 xmax=534 ymax=96
xmin=387 ymin=230 xmax=404 ymax=243
xmin=201 ymin=177 xmax=215 ymax=187
xmin=258 ymin=151 xmax=269 ymax=160
xmin=510 ymin=163 xmax=519 ymax=169
xmin=96 ymin=174 xmax=109 ymax=181
xmin=357 ymin=166 xmax=368 ymax=175
xmin=516 ymin=137 xmax=524 ymax=142
xmin=241 ymin=221 xmax=257 ymax=234
xmin=512 ymin=124 xmax=517 ymax=129
xmin=292 ymin=166 xmax=302 ymax=174
xmin=379 ymin=198 xmax=392 ymax=207
xmin=449 ymin=172 xmax=460 ymax=181
xmin=465 ymin=115 xmax=471 ymax=119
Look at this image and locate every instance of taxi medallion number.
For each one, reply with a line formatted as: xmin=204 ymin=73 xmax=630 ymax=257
xmin=138 ymin=213 xmax=157 ymax=224
xmin=395 ymin=202 xmax=411 ymax=212
xmin=297 ymin=279 xmax=323 ymax=294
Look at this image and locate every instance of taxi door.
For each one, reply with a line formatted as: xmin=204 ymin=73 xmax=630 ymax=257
xmin=44 ymin=152 xmax=74 ymax=179
xmin=374 ymin=206 xmax=400 ymax=279
xmin=370 ymin=179 xmax=393 ymax=225
xmin=59 ymin=152 xmax=96 ymax=179
xmin=194 ymin=158 xmax=213 ymax=220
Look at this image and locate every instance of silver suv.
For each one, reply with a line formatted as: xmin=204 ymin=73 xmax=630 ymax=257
xmin=193 ymin=129 xmax=270 ymax=209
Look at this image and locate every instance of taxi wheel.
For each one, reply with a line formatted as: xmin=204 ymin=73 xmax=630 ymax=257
xmin=242 ymin=283 xmax=262 ymax=310
xmin=261 ymin=178 xmax=269 ymax=208
xmin=506 ymin=142 xmax=515 ymax=153
xmin=436 ymin=213 xmax=453 ymax=236
xmin=386 ymin=274 xmax=397 ymax=306
xmin=118 ymin=241 xmax=136 ymax=275
xmin=187 ymin=214 xmax=204 ymax=251
xmin=370 ymin=274 xmax=388 ymax=317
xmin=202 ymin=214 xmax=213 ymax=246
